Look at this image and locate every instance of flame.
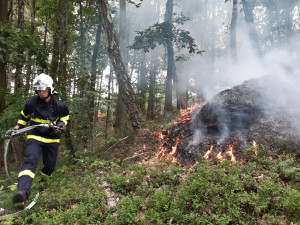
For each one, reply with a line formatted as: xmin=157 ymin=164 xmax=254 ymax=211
xmin=203 ymin=145 xmax=214 ymax=159
xmin=216 ymin=152 xmax=223 ymax=162
xmin=157 ymin=101 xmax=206 ymax=163
xmin=176 ymin=101 xmax=206 ymax=125
xmin=157 ymin=138 xmax=180 ymax=162
xmin=169 ymin=137 xmax=180 ymax=157
xmin=226 ymin=144 xmax=236 ymax=162
xmin=158 ymin=131 xmax=165 ymax=141
xmin=252 ymin=141 xmax=258 ymax=156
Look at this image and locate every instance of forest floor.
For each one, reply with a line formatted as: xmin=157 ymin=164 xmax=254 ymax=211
xmin=1 ymin=118 xmax=300 ymax=224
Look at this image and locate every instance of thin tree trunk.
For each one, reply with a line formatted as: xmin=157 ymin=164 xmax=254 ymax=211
xmin=146 ymin=59 xmax=157 ymax=120
xmin=89 ymin=22 xmax=102 ymax=132
xmin=14 ymin=0 xmax=25 ymax=93
xmin=138 ymin=51 xmax=147 ymax=114
xmin=164 ymin=0 xmax=175 ymax=114
xmin=97 ymin=70 xmax=103 ymax=115
xmin=241 ymin=0 xmax=262 ymax=56
xmin=25 ymin=0 xmax=36 ymax=93
xmin=105 ymin=70 xmax=113 ymax=140
xmin=6 ymin=0 xmax=17 ymax=91
xmin=98 ymin=0 xmax=144 ymax=132
xmin=115 ymin=0 xmax=128 ymax=136
xmin=78 ymin=1 xmax=88 ymax=97
xmin=298 ymin=1 xmax=300 ymax=21
xmin=230 ymin=0 xmax=238 ymax=62
xmin=50 ymin=0 xmax=63 ymax=81
xmin=0 ymin=0 xmax=9 ymax=114
xmin=210 ymin=0 xmax=216 ymax=74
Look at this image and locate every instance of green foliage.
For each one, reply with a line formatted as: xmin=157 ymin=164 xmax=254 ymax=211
xmin=278 ymin=159 xmax=300 ymax=181
xmin=0 ymin=94 xmax=33 ymax=139
xmin=1 ymin=143 xmax=300 ymax=224
xmin=145 ymin=188 xmax=173 ymax=224
xmin=116 ymin=195 xmax=142 ymax=224
xmin=0 ymin=24 xmax=48 ymax=68
xmin=147 ymin=164 xmax=182 ymax=188
xmin=130 ymin=13 xmax=203 ymax=56
xmin=127 ymin=164 xmax=147 ymax=188
xmin=107 ymin=171 xmax=127 ymax=193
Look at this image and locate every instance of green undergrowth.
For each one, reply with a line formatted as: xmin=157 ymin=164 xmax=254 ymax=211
xmin=1 ymin=146 xmax=300 ymax=225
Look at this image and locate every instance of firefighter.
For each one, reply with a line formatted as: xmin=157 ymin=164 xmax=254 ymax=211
xmin=7 ymin=73 xmax=70 ymax=209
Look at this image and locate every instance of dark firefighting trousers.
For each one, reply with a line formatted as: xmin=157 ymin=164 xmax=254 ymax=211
xmin=18 ymin=139 xmax=59 ymax=197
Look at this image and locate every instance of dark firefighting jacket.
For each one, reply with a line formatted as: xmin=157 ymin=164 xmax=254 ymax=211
xmin=17 ymin=96 xmax=69 ymax=143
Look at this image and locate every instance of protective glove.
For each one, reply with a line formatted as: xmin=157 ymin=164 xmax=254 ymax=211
xmin=49 ymin=123 xmax=66 ymax=136
xmin=5 ymin=125 xmax=20 ymax=139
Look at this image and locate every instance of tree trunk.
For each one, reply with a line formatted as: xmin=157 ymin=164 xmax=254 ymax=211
xmin=50 ymin=0 xmax=63 ymax=81
xmin=298 ymin=1 xmax=300 ymax=21
xmin=241 ymin=0 xmax=262 ymax=56
xmin=105 ymin=70 xmax=113 ymax=140
xmin=78 ymin=1 xmax=88 ymax=97
xmin=98 ymin=0 xmax=144 ymax=132
xmin=138 ymin=51 xmax=147 ymax=114
xmin=25 ymin=0 xmax=36 ymax=93
xmin=6 ymin=0 xmax=17 ymax=91
xmin=0 ymin=0 xmax=8 ymax=115
xmin=89 ymin=22 xmax=102 ymax=133
xmin=210 ymin=0 xmax=216 ymax=74
xmin=14 ymin=0 xmax=25 ymax=93
xmin=164 ymin=0 xmax=175 ymax=114
xmin=146 ymin=58 xmax=157 ymax=120
xmin=230 ymin=0 xmax=238 ymax=62
xmin=115 ymin=0 xmax=128 ymax=136
xmin=55 ymin=0 xmax=75 ymax=159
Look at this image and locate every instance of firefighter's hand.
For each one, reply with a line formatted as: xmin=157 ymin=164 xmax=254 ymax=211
xmin=5 ymin=130 xmax=15 ymax=138
xmin=50 ymin=126 xmax=66 ymax=136
xmin=5 ymin=125 xmax=19 ymax=139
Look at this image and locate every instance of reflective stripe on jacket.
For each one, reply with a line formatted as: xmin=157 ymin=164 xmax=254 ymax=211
xmin=17 ymin=96 xmax=69 ymax=143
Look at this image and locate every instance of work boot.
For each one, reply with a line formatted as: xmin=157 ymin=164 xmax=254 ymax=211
xmin=13 ymin=190 xmax=27 ymax=210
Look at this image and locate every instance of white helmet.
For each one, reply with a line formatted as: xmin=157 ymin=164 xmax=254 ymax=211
xmin=32 ymin=73 xmax=55 ymax=94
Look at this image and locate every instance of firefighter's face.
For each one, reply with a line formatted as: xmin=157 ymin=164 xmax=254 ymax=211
xmin=37 ymin=89 xmax=49 ymax=98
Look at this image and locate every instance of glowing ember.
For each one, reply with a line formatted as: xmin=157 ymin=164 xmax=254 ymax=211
xmin=203 ymin=145 xmax=214 ymax=159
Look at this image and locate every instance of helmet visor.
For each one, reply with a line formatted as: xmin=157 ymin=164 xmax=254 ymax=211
xmin=33 ymin=86 xmax=49 ymax=91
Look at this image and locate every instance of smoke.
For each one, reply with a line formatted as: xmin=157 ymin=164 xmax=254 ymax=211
xmin=126 ymin=1 xmax=300 ymax=122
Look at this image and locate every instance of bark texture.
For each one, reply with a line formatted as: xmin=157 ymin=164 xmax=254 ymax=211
xmin=164 ymin=0 xmax=175 ymax=114
xmin=98 ymin=0 xmax=144 ymax=131
xmin=115 ymin=0 xmax=128 ymax=136
xmin=0 ymin=0 xmax=9 ymax=114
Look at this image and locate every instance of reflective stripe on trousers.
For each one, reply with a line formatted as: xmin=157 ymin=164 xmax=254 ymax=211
xmin=18 ymin=139 xmax=59 ymax=197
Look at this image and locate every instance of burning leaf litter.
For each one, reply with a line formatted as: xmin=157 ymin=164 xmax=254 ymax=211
xmin=157 ymin=102 xmax=261 ymax=164
xmin=157 ymin=77 xmax=300 ymax=165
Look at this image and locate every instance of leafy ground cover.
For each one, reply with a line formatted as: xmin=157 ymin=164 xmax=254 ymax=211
xmin=1 ymin=127 xmax=300 ymax=225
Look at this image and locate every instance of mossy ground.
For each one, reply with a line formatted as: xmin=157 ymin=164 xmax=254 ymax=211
xmin=1 ymin=127 xmax=300 ymax=225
